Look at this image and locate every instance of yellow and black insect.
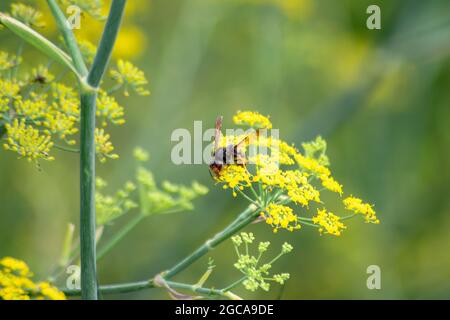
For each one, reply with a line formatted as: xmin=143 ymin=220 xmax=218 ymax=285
xmin=209 ymin=116 xmax=255 ymax=178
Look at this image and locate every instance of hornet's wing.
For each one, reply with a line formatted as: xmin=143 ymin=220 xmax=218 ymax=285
xmin=214 ymin=116 xmax=223 ymax=160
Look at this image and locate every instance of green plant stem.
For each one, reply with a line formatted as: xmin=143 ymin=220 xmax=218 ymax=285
xmin=163 ymin=205 xmax=257 ymax=279
xmin=227 ymin=204 xmax=259 ymax=230
xmin=54 ymin=144 xmax=80 ymax=153
xmin=78 ymin=0 xmax=127 ymax=300
xmin=11 ymin=40 xmax=24 ymax=78
xmin=97 ymin=214 xmax=145 ymax=261
xmin=235 ymin=187 xmax=259 ymax=206
xmin=51 ymin=208 xmax=183 ymax=280
xmin=79 ymin=92 xmax=98 ymax=300
xmin=340 ymin=213 xmax=357 ymax=221
xmin=165 ymin=280 xmax=225 ymax=297
xmin=88 ymin=0 xmax=126 ymax=88
xmin=46 ymin=0 xmax=88 ymax=76
xmin=63 ymin=205 xmax=258 ymax=296
xmin=45 ymin=0 xmax=93 ymax=299
xmin=64 ymin=280 xmax=227 ymax=298
xmin=223 ymin=276 xmax=247 ymax=292
xmin=0 ymin=13 xmax=79 ymax=76
xmin=64 ymin=279 xmax=152 ymax=296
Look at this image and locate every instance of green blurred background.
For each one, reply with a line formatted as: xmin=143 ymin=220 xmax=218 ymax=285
xmin=1 ymin=0 xmax=449 ymax=299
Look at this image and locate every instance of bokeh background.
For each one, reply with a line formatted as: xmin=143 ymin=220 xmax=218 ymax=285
xmin=1 ymin=0 xmax=449 ymax=299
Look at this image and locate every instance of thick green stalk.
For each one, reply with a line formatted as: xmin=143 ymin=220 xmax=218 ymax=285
xmin=78 ymin=0 xmax=127 ymax=300
xmin=88 ymin=0 xmax=126 ymax=88
xmin=63 ymin=205 xmax=258 ymax=296
xmin=163 ymin=205 xmax=257 ymax=279
xmin=45 ymin=0 xmax=94 ymax=299
xmin=64 ymin=280 xmax=226 ymax=297
xmin=79 ymin=92 xmax=97 ymax=300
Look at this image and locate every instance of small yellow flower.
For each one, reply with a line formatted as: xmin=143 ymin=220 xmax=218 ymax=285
xmin=343 ymin=196 xmax=379 ymax=224
xmin=0 ymin=79 xmax=21 ymax=99
xmin=0 ymin=286 xmax=30 ymax=300
xmin=320 ymin=174 xmax=343 ymax=195
xmin=37 ymin=282 xmax=66 ymax=300
xmin=95 ymin=128 xmax=119 ymax=163
xmin=216 ymin=164 xmax=252 ymax=189
xmin=3 ymin=119 xmax=54 ymax=162
xmin=0 ymin=257 xmax=31 ymax=277
xmin=312 ymin=208 xmax=346 ymax=236
xmin=51 ymin=83 xmax=80 ymax=116
xmin=261 ymin=203 xmax=301 ymax=233
xmin=295 ymin=153 xmax=330 ymax=176
xmin=286 ymin=181 xmax=321 ymax=207
xmin=10 ymin=3 xmax=45 ymax=28
xmin=14 ymin=95 xmax=49 ymax=120
xmin=0 ymin=97 xmax=9 ymax=115
xmin=110 ymin=59 xmax=150 ymax=96
xmin=0 ymin=257 xmax=65 ymax=300
xmin=43 ymin=110 xmax=78 ymax=145
xmin=96 ymin=90 xmax=125 ymax=127
xmin=0 ymin=51 xmax=21 ymax=71
xmin=233 ymin=111 xmax=272 ymax=129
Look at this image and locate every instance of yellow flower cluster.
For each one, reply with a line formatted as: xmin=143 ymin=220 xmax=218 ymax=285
xmin=95 ymin=128 xmax=119 ymax=163
xmin=295 ymin=153 xmax=330 ymax=176
xmin=14 ymin=95 xmax=48 ymax=120
xmin=0 ymin=79 xmax=20 ymax=99
xmin=110 ymin=60 xmax=150 ymax=97
xmin=262 ymin=203 xmax=301 ymax=233
xmin=213 ymin=111 xmax=379 ymax=236
xmin=312 ymin=209 xmax=346 ymax=236
xmin=320 ymin=174 xmax=343 ymax=195
xmin=3 ymin=119 xmax=55 ymax=162
xmin=0 ymin=3 xmax=150 ymax=165
xmin=216 ymin=165 xmax=252 ymax=191
xmin=0 ymin=51 xmax=21 ymax=72
xmin=1 ymin=75 xmax=134 ymax=163
xmin=10 ymin=3 xmax=45 ymax=28
xmin=0 ymin=79 xmax=20 ymax=115
xmin=0 ymin=257 xmax=65 ymax=300
xmin=233 ymin=110 xmax=272 ymax=129
xmin=96 ymin=90 xmax=125 ymax=127
xmin=343 ymin=196 xmax=379 ymax=224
